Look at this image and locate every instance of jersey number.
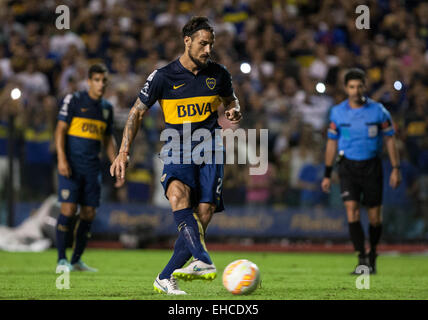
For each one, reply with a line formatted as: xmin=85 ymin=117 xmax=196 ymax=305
xmin=216 ymin=178 xmax=223 ymax=195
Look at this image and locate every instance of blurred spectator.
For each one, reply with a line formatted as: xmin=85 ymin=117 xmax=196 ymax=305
xmin=308 ymin=44 xmax=340 ymax=81
xmin=21 ymin=102 xmax=55 ymax=199
xmin=0 ymin=83 xmax=23 ymax=195
xmin=110 ymin=56 xmax=141 ymax=102
xmin=288 ymin=124 xmax=316 ymax=206
xmin=297 ymin=75 xmax=333 ymax=132
xmin=125 ymin=136 xmax=153 ymax=203
xmin=223 ymin=162 xmax=246 ymax=205
xmin=0 ymin=45 xmax=14 ymax=80
xmin=245 ymin=162 xmax=274 ymax=207
xmin=49 ymin=30 xmax=85 ymax=57
xmin=297 ymin=149 xmax=328 ymax=208
xmin=222 ymin=0 xmax=250 ymax=37
xmin=16 ymin=60 xmax=50 ymax=97
xmin=372 ymin=60 xmax=407 ymax=114
xmin=404 ymin=93 xmax=428 ymax=167
xmin=385 ymin=142 xmax=418 ymax=202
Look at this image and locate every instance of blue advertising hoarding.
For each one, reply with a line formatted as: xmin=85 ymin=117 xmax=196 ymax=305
xmin=13 ymin=203 xmax=369 ymax=239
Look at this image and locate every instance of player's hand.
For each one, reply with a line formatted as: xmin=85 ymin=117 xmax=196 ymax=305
xmin=114 ymin=177 xmax=125 ymax=188
xmin=58 ymin=159 xmax=72 ymax=178
xmin=389 ymin=168 xmax=401 ymax=189
xmin=225 ymin=107 xmax=242 ymax=124
xmin=321 ymin=177 xmax=331 ymax=193
xmin=110 ymin=152 xmax=129 ymax=180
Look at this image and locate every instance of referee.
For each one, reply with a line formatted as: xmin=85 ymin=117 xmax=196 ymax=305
xmin=321 ymin=68 xmax=401 ymax=274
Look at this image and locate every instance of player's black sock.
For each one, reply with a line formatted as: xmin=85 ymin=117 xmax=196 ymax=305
xmin=369 ymin=223 xmax=382 ymax=254
xmin=348 ymin=221 xmax=366 ymax=261
xmin=56 ymin=213 xmax=73 ymax=261
xmin=173 ymin=207 xmax=212 ymax=265
xmin=159 ymin=233 xmax=192 ymax=280
xmin=70 ymin=219 xmax=92 ymax=264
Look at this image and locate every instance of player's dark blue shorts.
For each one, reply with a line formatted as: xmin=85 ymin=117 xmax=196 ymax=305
xmin=58 ymin=170 xmax=102 ymax=207
xmin=161 ymin=162 xmax=224 ymax=213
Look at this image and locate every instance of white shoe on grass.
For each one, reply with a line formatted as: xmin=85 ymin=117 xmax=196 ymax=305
xmin=153 ymin=275 xmax=187 ymax=295
xmin=71 ymin=261 xmax=98 ymax=272
xmin=57 ymin=259 xmax=73 ymax=272
xmin=173 ymin=259 xmax=217 ymax=281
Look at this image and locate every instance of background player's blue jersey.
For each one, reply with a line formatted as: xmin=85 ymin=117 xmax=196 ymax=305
xmin=58 ymin=90 xmax=113 ymax=172
xmin=327 ymin=98 xmax=395 ymax=161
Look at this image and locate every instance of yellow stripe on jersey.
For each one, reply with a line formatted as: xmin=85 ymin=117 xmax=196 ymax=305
xmin=67 ymin=117 xmax=107 ymax=141
xmin=160 ymin=95 xmax=221 ymax=124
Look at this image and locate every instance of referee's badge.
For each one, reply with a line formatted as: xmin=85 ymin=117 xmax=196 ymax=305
xmin=206 ymin=78 xmax=216 ymax=90
xmin=61 ymin=189 xmax=70 ymax=200
xmin=368 ymin=125 xmax=378 ymax=137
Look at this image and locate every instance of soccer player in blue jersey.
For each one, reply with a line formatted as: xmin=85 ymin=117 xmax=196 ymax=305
xmin=321 ymin=68 xmax=401 ymax=274
xmin=55 ymin=63 xmax=122 ymax=272
xmin=110 ymin=16 xmax=242 ymax=294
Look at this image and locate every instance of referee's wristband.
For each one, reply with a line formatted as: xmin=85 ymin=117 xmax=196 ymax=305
xmin=324 ymin=166 xmax=333 ymax=178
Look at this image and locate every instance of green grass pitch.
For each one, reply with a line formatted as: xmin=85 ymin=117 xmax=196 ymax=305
xmin=0 ymin=249 xmax=427 ymax=300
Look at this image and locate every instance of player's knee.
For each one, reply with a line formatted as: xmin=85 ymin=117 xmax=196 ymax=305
xmin=80 ymin=207 xmax=96 ymax=221
xmin=367 ymin=207 xmax=382 ymax=225
xmin=61 ymin=203 xmax=78 ymax=216
xmin=368 ymin=214 xmax=382 ymax=225
xmin=168 ymin=194 xmax=190 ymax=210
xmin=196 ymin=211 xmax=209 ymax=229
xmin=346 ymin=210 xmax=360 ymax=222
xmin=167 ymin=184 xmax=191 ymax=210
xmin=197 ymin=204 xmax=215 ymax=229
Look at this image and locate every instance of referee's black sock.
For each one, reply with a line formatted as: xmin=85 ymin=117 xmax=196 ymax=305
xmin=369 ymin=224 xmax=382 ymax=254
xmin=348 ymin=221 xmax=366 ymax=260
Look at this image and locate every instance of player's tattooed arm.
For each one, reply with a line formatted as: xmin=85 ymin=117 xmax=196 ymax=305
xmin=221 ymin=93 xmax=242 ymax=124
xmin=119 ymin=98 xmax=148 ymax=153
xmin=110 ymin=97 xmax=148 ymax=179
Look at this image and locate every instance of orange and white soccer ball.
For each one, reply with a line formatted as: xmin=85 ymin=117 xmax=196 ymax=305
xmin=222 ymin=259 xmax=260 ymax=295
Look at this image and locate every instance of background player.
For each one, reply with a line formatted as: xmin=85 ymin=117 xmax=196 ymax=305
xmin=55 ymin=63 xmax=122 ymax=272
xmin=321 ymin=68 xmax=401 ymax=274
xmin=110 ymin=16 xmax=242 ymax=294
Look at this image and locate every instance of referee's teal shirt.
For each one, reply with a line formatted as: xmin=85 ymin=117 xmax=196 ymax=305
xmin=327 ymin=98 xmax=395 ymax=161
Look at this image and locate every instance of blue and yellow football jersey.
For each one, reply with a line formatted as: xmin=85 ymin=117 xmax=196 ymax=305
xmin=139 ymin=59 xmax=234 ymax=136
xmin=138 ymin=59 xmax=233 ymax=211
xmin=58 ymin=90 xmax=113 ymax=172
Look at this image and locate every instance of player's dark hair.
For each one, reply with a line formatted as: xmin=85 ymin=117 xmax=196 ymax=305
xmin=344 ymin=68 xmax=366 ymax=85
xmin=182 ymin=16 xmax=214 ymax=38
xmin=88 ymin=63 xmax=108 ymax=79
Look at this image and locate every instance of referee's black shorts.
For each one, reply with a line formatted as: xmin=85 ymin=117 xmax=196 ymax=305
xmin=338 ymin=156 xmax=383 ymax=207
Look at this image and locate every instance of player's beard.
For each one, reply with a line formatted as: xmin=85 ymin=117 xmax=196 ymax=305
xmin=188 ymin=47 xmax=210 ymax=69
